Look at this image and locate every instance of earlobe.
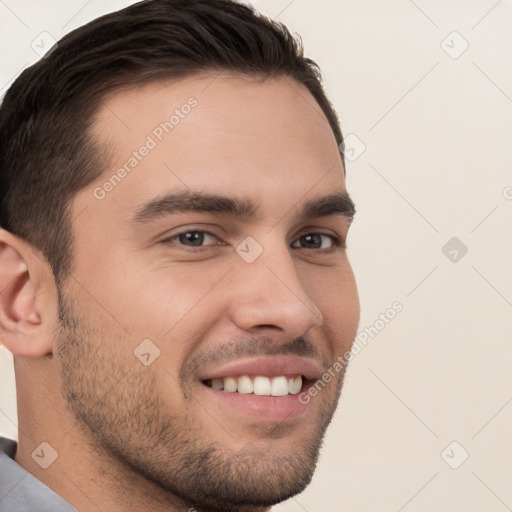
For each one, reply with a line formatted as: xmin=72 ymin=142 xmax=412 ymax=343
xmin=0 ymin=229 xmax=55 ymax=357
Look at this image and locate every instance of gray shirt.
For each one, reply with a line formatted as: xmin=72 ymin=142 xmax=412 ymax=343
xmin=0 ymin=437 xmax=76 ymax=511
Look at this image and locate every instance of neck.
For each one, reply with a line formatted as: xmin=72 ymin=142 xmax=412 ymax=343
xmin=13 ymin=360 xmax=272 ymax=512
xmin=13 ymin=362 xmax=188 ymax=511
xmin=15 ymin=404 xmax=271 ymax=512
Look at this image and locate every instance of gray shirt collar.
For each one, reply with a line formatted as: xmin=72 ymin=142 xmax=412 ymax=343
xmin=0 ymin=437 xmax=77 ymax=512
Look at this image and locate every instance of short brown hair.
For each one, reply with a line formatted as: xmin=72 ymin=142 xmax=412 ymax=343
xmin=0 ymin=0 xmax=344 ymax=284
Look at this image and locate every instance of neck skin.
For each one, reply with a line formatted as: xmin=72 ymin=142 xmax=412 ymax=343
xmin=13 ymin=357 xmax=270 ymax=512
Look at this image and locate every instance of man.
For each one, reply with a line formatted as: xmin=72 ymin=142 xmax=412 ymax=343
xmin=0 ymin=0 xmax=359 ymax=510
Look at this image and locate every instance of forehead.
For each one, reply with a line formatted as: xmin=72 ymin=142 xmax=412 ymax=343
xmin=78 ymin=73 xmax=346 ymax=221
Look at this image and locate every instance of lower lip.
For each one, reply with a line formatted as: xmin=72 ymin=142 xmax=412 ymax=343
xmin=199 ymin=380 xmax=315 ymax=422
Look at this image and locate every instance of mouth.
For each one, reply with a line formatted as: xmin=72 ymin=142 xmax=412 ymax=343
xmin=203 ymin=374 xmax=304 ymax=396
xmin=196 ymin=357 xmax=322 ymax=422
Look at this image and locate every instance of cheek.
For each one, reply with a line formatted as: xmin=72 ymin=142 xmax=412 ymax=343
xmin=306 ymin=263 xmax=360 ymax=344
xmin=108 ymin=263 xmax=232 ymax=361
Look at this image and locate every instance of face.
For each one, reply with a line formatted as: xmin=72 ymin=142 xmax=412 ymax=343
xmin=58 ymin=73 xmax=359 ymax=511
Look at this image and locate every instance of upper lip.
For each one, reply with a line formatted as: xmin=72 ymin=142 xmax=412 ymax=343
xmin=198 ymin=356 xmax=324 ymax=381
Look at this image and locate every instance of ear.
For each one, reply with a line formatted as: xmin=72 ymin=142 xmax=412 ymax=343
xmin=0 ymin=228 xmax=58 ymax=357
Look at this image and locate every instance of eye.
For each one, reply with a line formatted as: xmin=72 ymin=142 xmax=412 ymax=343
xmin=166 ymin=230 xmax=220 ymax=247
xmin=162 ymin=230 xmax=342 ymax=251
xmin=291 ymin=233 xmax=340 ymax=250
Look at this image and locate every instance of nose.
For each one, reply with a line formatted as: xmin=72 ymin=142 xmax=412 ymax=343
xmin=227 ymin=242 xmax=324 ymax=338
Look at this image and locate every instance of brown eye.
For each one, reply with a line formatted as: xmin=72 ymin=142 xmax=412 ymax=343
xmin=291 ymin=233 xmax=338 ymax=250
xmin=178 ymin=232 xmax=205 ymax=246
xmin=165 ymin=231 xmax=220 ymax=247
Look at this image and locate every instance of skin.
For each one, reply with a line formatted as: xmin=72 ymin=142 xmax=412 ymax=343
xmin=0 ymin=73 xmax=359 ymax=512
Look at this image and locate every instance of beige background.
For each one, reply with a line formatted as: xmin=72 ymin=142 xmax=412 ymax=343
xmin=1 ymin=1 xmax=511 ymax=510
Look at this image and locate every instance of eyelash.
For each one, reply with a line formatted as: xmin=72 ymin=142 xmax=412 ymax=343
xmin=162 ymin=230 xmax=344 ymax=251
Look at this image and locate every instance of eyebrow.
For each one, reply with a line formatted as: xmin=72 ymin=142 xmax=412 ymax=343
xmin=130 ymin=190 xmax=355 ymax=224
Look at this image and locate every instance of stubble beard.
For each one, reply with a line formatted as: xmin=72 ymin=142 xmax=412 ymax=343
xmin=56 ymin=291 xmax=346 ymax=512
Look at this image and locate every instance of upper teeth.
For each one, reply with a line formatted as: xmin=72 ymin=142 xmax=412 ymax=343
xmin=209 ymin=375 xmax=302 ymax=396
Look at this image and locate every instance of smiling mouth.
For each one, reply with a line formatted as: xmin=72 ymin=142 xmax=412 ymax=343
xmin=203 ymin=375 xmax=305 ymax=397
